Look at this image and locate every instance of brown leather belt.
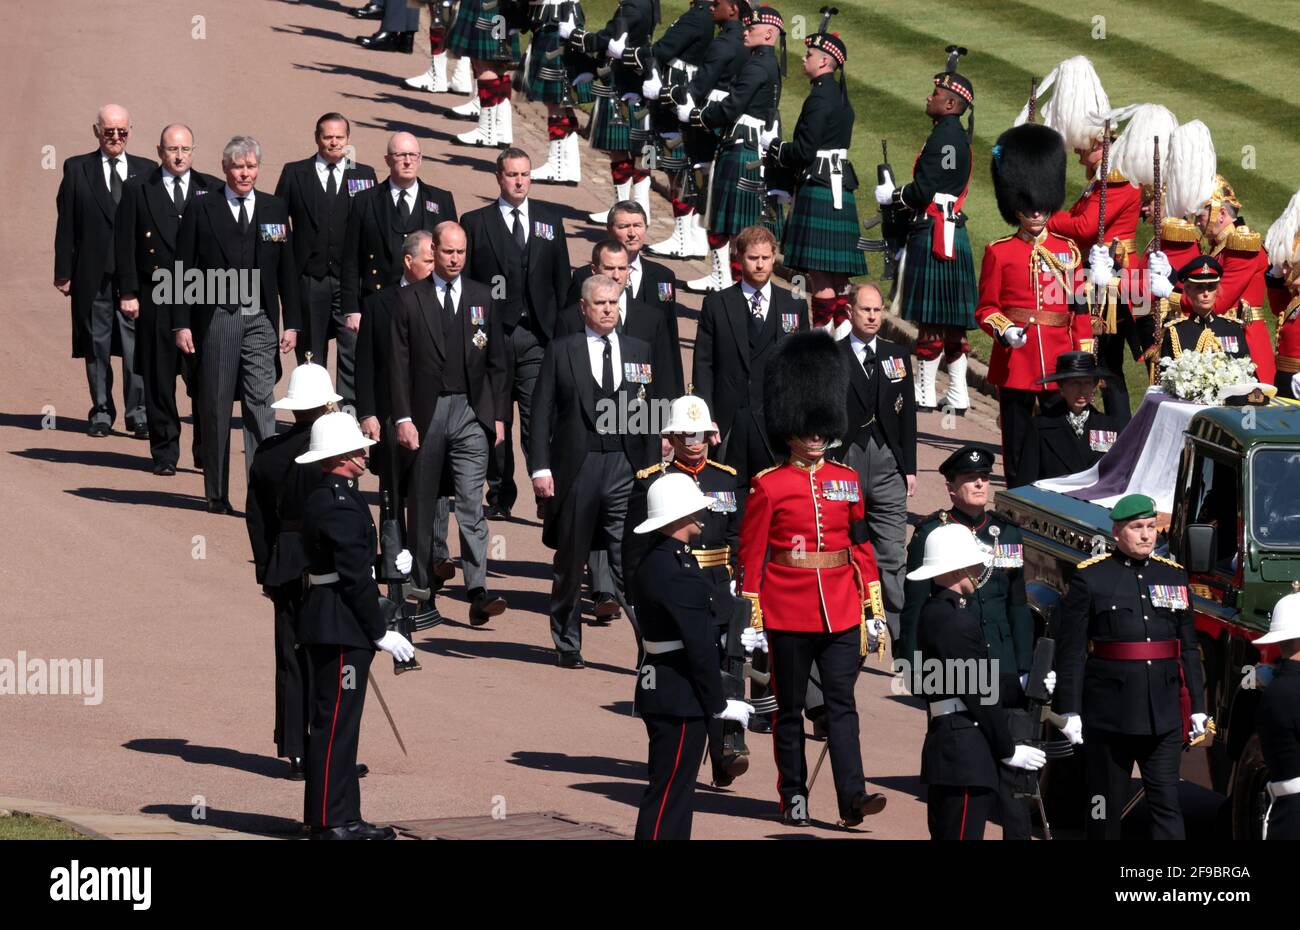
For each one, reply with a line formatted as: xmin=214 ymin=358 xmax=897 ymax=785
xmin=769 ymin=548 xmax=850 ymax=569
xmin=693 ymin=546 xmax=731 ymax=569
xmin=1003 ymin=306 xmax=1072 ymax=328
xmin=1278 ymin=356 xmax=1300 ymax=374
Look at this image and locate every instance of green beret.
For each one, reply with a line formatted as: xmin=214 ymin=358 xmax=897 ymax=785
xmin=1109 ymin=494 xmax=1157 ymax=522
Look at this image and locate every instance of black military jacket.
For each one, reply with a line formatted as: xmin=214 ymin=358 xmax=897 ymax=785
xmin=245 ymin=421 xmax=321 ymax=587
xmin=1055 ymin=551 xmax=1207 ymax=735
xmin=1258 ymin=659 xmax=1300 ymax=782
xmin=1160 ymin=312 xmax=1250 ymax=361
xmin=1016 ymin=400 xmax=1125 ymax=486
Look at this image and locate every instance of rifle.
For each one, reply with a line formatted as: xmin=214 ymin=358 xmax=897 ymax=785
xmin=378 ymin=490 xmax=421 ymax=675
xmin=874 ymin=140 xmax=910 ymax=281
xmin=1013 ymin=637 xmax=1074 ymax=840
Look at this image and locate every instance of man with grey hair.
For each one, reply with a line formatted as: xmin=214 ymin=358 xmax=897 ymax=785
xmin=54 ymin=104 xmax=155 ymax=438
xmin=115 ymin=123 xmax=223 ymax=474
xmin=531 ymin=274 xmax=668 ymax=667
xmin=174 ymin=135 xmax=301 ymax=514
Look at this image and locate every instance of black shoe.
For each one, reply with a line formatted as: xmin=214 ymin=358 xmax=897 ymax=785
xmin=839 ymin=790 xmax=888 ymax=827
xmin=206 ymin=498 xmax=234 ymax=515
xmin=345 ymin=819 xmax=396 ymax=840
xmin=287 ymin=757 xmax=306 ymax=781
xmin=712 ymin=750 xmax=749 ymax=788
xmin=433 ymin=559 xmax=457 ymax=581
xmin=130 ymin=421 xmax=150 ymax=440
xmin=311 ymin=825 xmax=362 ymax=841
xmin=153 ymin=463 xmax=177 ymax=477
xmin=468 ymin=590 xmax=507 ymax=626
xmin=484 ymin=505 xmax=511 ymax=520
xmin=592 ymin=593 xmax=622 ymax=621
xmin=557 ymin=651 xmax=585 ymax=669
xmin=412 ymin=599 xmax=444 ymax=631
xmin=356 ymin=764 xmax=369 ymax=779
xmin=357 ymin=30 xmax=415 ymax=52
xmin=781 ymin=810 xmax=812 ymax=828
xmin=748 ymin=714 xmax=772 ymax=734
xmin=88 ymin=421 xmax=109 ymax=438
xmin=351 ymin=2 xmax=383 ymax=18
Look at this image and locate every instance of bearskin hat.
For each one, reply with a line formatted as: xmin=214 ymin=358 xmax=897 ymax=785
xmin=763 ymin=330 xmax=848 ymax=449
xmin=991 ymin=123 xmax=1067 ymax=226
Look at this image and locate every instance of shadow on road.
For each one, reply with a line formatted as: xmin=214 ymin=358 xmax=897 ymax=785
xmin=293 ymin=61 xmax=408 ymax=89
xmin=869 ymin=773 xmax=925 ymax=802
xmin=139 ymin=803 xmax=303 ymax=838
xmin=420 ymin=636 xmax=637 ymax=676
xmin=272 ymin=24 xmax=355 ymax=45
xmin=277 ymin=0 xmax=350 ymax=13
xmin=12 ymin=446 xmax=152 ymax=472
xmin=67 ymin=487 xmax=212 ymax=512
xmin=0 ymin=411 xmax=90 ymax=433
xmin=508 ymin=750 xmax=644 ymax=780
xmin=123 ymin=738 xmax=286 ymax=779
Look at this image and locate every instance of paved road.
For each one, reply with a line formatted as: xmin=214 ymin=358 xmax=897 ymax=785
xmin=2 ymin=0 xmax=1018 ymax=839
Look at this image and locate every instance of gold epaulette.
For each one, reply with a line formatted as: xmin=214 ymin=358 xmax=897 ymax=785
xmin=1152 ymin=554 xmax=1183 ymax=569
xmin=1225 ymin=227 xmax=1262 ymax=253
xmin=1076 ymin=552 xmax=1110 ymax=569
xmin=1168 ymin=325 xmax=1182 ymax=358
xmin=1105 ymin=167 xmax=1128 ymax=185
xmin=752 ymin=464 xmax=780 ymax=481
xmin=988 ymin=233 xmax=1017 ymax=248
xmin=706 ymin=460 xmax=737 ymax=475
xmin=1162 ymin=218 xmax=1200 ymax=243
xmin=635 ymin=462 xmax=666 ymax=479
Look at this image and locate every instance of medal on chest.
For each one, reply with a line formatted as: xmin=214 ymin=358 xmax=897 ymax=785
xmin=1219 ymin=336 xmax=1239 ymax=354
xmin=820 ymin=479 xmax=859 ymax=502
xmin=1088 ymin=429 xmax=1117 ymax=453
xmin=706 ymin=490 xmax=737 ymax=513
xmin=881 ymin=357 xmax=906 ymax=381
xmin=1149 ymin=584 xmax=1189 ymax=610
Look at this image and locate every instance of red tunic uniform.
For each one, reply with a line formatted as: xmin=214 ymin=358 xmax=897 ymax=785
xmin=1048 ymin=171 xmax=1143 ymax=266
xmin=976 ymin=231 xmax=1092 ymax=390
xmin=737 ymin=457 xmax=882 ymax=635
xmin=1269 ymin=277 xmax=1300 ymax=378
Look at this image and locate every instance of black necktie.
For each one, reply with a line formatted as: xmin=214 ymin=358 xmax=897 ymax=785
xmin=861 ymin=344 xmax=875 ymax=374
xmin=600 ymin=336 xmax=614 ymax=393
xmin=237 ymin=196 xmax=249 ymax=233
xmin=444 ymin=282 xmax=457 ymax=317
xmin=397 ymin=190 xmax=410 ymax=223
xmin=326 ymin=162 xmax=338 ymax=198
xmin=109 ymin=157 xmax=122 ymax=205
xmin=511 ymin=207 xmax=526 ymax=250
xmin=171 ymin=176 xmax=185 ymax=214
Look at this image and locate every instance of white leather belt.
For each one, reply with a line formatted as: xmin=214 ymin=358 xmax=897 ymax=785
xmin=928 ymin=698 xmax=969 ymax=717
xmin=307 ymin=572 xmax=340 ymax=586
xmin=669 ymin=58 xmax=697 ymax=79
xmin=642 ymin=638 xmax=685 ymax=655
xmin=816 ymin=147 xmax=848 ymax=209
xmin=1268 ymin=776 xmax=1300 ymax=800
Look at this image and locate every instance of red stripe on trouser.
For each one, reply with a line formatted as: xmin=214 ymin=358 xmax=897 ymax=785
xmin=611 ymin=158 xmax=635 ymax=185
xmin=428 ymin=26 xmax=447 ymax=53
xmin=959 ymin=789 xmax=969 ymax=839
xmin=652 ymin=722 xmax=687 ymax=839
xmin=322 ymin=647 xmax=344 ymax=827
xmin=707 ymin=232 xmax=729 ymax=250
xmin=672 ymin=198 xmax=694 ymax=218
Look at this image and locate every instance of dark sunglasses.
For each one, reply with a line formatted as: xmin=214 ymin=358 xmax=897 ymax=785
xmin=100 ymin=128 xmax=129 ymax=138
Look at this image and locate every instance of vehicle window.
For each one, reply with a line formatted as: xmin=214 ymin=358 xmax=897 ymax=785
xmin=1251 ymin=449 xmax=1300 ymax=547
xmin=1188 ymin=453 xmax=1240 ymax=571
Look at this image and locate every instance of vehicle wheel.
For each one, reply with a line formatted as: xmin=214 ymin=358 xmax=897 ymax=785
xmin=1230 ymin=735 xmax=1270 ymax=840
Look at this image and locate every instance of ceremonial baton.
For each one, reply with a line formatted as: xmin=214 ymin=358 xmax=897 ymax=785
xmin=368 ymin=671 xmax=409 ymax=756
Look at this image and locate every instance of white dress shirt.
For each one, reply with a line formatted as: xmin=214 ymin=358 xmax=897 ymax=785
xmin=530 ymin=327 xmax=622 ymax=481
xmin=849 ymin=332 xmax=878 ymax=372
xmin=102 ymin=152 xmax=127 ymax=190
xmin=225 ymin=185 xmax=255 ymax=222
xmin=315 ymin=154 xmax=347 ymax=192
xmin=162 ymin=169 xmax=190 ymax=203
xmin=739 ymin=280 xmax=772 ymax=321
xmin=390 ymin=179 xmax=416 ymax=212
xmin=499 ymin=197 xmax=529 ymax=243
xmin=627 ymin=255 xmax=643 ymax=299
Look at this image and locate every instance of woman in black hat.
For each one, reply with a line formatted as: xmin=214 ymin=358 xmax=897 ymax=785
xmin=1015 ymin=350 xmax=1125 ymax=485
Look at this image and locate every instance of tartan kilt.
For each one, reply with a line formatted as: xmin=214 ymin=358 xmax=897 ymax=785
xmin=447 ymin=0 xmax=522 ymax=62
xmin=899 ymin=222 xmax=977 ymax=328
xmin=782 ymin=184 xmax=868 ymax=275
xmin=525 ymin=32 xmax=569 ymax=103
xmin=706 ymin=140 xmax=765 ymax=237
xmin=589 ymin=89 xmax=631 ymax=152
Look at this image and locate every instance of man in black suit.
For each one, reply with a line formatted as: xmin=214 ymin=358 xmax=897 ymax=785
xmin=174 ymin=135 xmax=301 ymax=513
xmin=567 ymin=201 xmax=682 ymax=392
xmin=115 ymin=123 xmax=221 ymax=474
xmin=531 ymin=274 xmax=668 ymax=666
xmin=54 ymin=104 xmax=155 ymax=438
xmin=835 ymin=282 xmax=916 ymax=637
xmin=391 ymin=221 xmax=510 ymax=624
xmin=275 ymin=113 xmax=378 ymax=412
xmin=340 ymin=131 xmax=456 ymax=325
xmin=691 ymin=224 xmax=809 ymax=483
xmin=462 ymin=148 xmax=572 ymax=518
xmin=1017 ymin=351 xmax=1125 ymax=486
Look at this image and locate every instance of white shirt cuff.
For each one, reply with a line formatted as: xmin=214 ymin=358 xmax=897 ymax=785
xmin=530 ymin=469 xmax=553 ymax=479
xmin=395 ymin=417 xmax=412 ymax=425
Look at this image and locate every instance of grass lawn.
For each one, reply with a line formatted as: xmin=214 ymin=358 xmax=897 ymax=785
xmin=0 ymin=812 xmax=86 ymax=840
xmin=575 ymin=0 xmax=1295 ymax=410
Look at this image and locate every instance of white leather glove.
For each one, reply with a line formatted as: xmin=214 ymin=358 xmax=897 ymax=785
xmin=1149 ymin=274 xmax=1174 ymax=300
xmin=676 ymin=101 xmax=694 ymax=124
xmin=1148 ymin=250 xmax=1172 ymax=279
xmin=375 ymin=630 xmax=416 ymax=662
xmin=874 ymin=180 xmax=895 ymax=206
xmin=758 ymin=123 xmax=779 ymax=151
xmin=573 ymin=71 xmax=594 ymax=86
xmin=769 ymin=189 xmax=791 ymax=206
xmin=606 ymin=32 xmax=627 ymax=59
xmin=740 ymin=627 xmax=768 ymax=654
xmin=717 ymin=699 xmax=755 ymax=727
xmin=621 ymin=91 xmax=641 ymax=105
xmin=1189 ymin=712 xmax=1209 ymax=741
xmin=1001 ymin=744 xmax=1047 ymax=770
xmin=1089 ymin=245 xmax=1115 ymax=288
xmin=394 ymin=549 xmax=413 ymax=575
xmin=866 ymin=616 xmax=886 ymax=653
xmin=557 ymin=16 xmax=576 ymax=39
xmin=1058 ymin=713 xmax=1084 ymax=746
xmin=1044 ymin=670 xmax=1056 ymax=696
xmin=1002 ymin=325 xmax=1028 ymax=349
xmin=642 ymin=74 xmax=662 ymax=100
xmin=1289 ymin=373 xmax=1300 ymax=398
